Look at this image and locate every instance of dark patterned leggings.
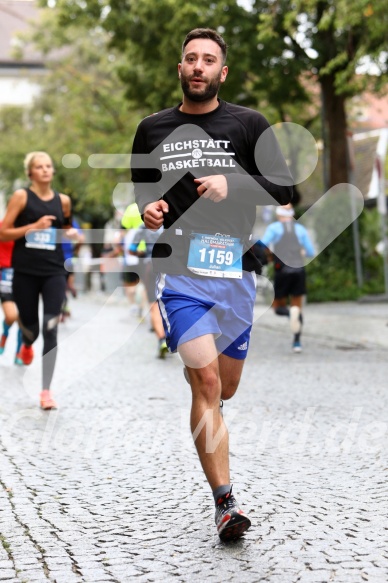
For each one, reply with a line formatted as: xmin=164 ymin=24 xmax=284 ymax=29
xmin=13 ymin=272 xmax=66 ymax=389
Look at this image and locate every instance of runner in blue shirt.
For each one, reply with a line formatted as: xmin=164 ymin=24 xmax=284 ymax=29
xmin=260 ymin=203 xmax=315 ymax=352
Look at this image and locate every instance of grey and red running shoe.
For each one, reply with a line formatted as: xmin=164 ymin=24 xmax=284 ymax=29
xmin=215 ymin=486 xmax=251 ymax=542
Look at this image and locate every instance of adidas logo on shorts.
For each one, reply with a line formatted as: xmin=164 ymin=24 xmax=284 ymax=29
xmin=237 ymin=341 xmax=248 ymax=351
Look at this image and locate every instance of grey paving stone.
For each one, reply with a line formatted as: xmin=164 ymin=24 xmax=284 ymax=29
xmin=0 ymin=560 xmax=14 ymax=570
xmin=48 ymin=573 xmax=81 ymax=583
xmin=0 ymin=296 xmax=387 ymax=582
xmin=0 ymin=570 xmax=18 ymax=581
xmin=79 ymin=570 xmax=116 ymax=582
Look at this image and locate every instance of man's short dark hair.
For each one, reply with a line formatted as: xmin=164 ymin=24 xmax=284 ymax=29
xmin=182 ymin=28 xmax=228 ymax=64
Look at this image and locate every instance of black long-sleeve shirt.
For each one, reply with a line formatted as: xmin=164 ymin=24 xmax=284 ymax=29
xmin=131 ymin=99 xmax=293 ymax=275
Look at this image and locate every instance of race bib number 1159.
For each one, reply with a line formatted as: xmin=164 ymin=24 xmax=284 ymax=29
xmin=187 ymin=233 xmax=243 ymax=279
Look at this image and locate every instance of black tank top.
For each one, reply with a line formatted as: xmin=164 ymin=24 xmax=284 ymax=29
xmin=12 ymin=188 xmax=66 ymax=276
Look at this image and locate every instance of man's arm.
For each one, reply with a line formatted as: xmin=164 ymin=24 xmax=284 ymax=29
xmin=189 ymin=129 xmax=293 ymax=207
xmin=226 ymin=110 xmax=293 ymax=206
xmin=297 ymin=225 xmax=315 ymax=258
xmin=259 ymin=223 xmax=281 ymax=248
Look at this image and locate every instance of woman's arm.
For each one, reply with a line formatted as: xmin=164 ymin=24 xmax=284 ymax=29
xmin=60 ymin=193 xmax=81 ymax=242
xmin=60 ymin=193 xmax=72 ymax=227
xmin=0 ymin=189 xmax=56 ymax=241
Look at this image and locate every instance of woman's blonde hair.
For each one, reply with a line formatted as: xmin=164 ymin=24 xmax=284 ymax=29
xmin=23 ymin=151 xmax=53 ymax=177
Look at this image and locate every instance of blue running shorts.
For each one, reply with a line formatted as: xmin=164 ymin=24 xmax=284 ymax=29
xmin=156 ymin=272 xmax=257 ymax=360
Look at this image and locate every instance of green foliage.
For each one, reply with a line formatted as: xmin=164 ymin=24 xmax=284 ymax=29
xmin=360 ymin=207 xmax=386 ymax=294
xmin=34 ymin=0 xmax=387 ymax=191
xmin=100 ymin=0 xmax=257 ymax=113
xmin=0 ymin=107 xmax=36 ymax=192
xmin=253 ymin=0 xmax=388 ymax=93
xmin=306 ymin=207 xmax=386 ymax=301
xmin=0 ymin=22 xmax=139 ymax=225
xmin=253 ymin=0 xmax=387 ymax=186
xmin=37 ymin=0 xmax=318 ymax=121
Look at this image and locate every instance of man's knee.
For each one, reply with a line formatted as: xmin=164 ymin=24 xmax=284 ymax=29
xmin=191 ymin=368 xmax=221 ymax=404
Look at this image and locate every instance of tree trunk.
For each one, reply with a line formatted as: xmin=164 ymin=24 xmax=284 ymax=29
xmin=320 ymin=74 xmax=349 ymax=188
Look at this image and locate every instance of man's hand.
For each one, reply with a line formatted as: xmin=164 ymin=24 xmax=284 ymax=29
xmin=143 ymin=200 xmax=169 ymax=230
xmin=194 ymin=175 xmax=228 ymax=203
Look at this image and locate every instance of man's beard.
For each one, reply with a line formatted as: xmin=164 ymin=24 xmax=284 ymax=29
xmin=180 ymin=72 xmax=222 ymax=103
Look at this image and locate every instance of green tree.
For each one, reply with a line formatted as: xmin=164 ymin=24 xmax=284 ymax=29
xmin=306 ymin=206 xmax=385 ymax=301
xmin=0 ymin=107 xmax=36 ymax=193
xmin=39 ymin=0 xmax=256 ymax=113
xmin=1 ymin=21 xmax=138 ymax=225
xmin=39 ymin=0 xmax=387 ymax=189
xmin=252 ymin=0 xmax=388 ymax=187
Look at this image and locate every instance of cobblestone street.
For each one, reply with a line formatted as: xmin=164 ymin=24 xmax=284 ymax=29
xmin=0 ymin=289 xmax=387 ymax=582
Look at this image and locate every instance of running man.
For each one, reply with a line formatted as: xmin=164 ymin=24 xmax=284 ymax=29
xmin=129 ymin=224 xmax=168 ymax=358
xmin=260 ymin=203 xmax=315 ymax=352
xmin=131 ymin=28 xmax=293 ymax=541
xmin=61 ymin=217 xmax=84 ymax=321
xmin=0 ymin=151 xmax=77 ymax=409
xmin=120 ymin=202 xmax=147 ymax=317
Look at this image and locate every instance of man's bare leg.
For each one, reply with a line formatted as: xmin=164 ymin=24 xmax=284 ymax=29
xmin=290 ymin=295 xmax=304 ymax=352
xmin=179 ymin=334 xmax=230 ymax=490
xmin=179 ymin=334 xmax=251 ymax=541
xmin=179 ymin=337 xmax=246 ymax=488
xmin=218 ymin=353 xmax=245 ymax=401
